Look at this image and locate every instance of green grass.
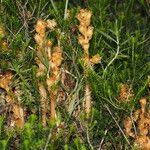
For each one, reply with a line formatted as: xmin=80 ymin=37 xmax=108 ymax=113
xmin=0 ymin=0 xmax=150 ymax=149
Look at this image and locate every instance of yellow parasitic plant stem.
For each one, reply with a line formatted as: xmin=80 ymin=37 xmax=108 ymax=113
xmin=47 ymin=46 xmax=63 ymax=120
xmin=76 ymin=9 xmax=94 ymax=115
xmin=34 ymin=19 xmax=48 ymax=126
xmin=50 ymin=90 xmax=57 ymax=119
xmin=38 ymin=83 xmax=47 ymax=126
xmin=13 ymin=87 xmax=25 ymax=128
xmin=35 ymin=18 xmax=58 ymax=123
xmin=84 ymin=84 xmax=92 ymax=114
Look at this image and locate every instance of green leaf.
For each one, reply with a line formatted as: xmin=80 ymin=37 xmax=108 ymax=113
xmin=99 ymin=31 xmax=117 ymax=43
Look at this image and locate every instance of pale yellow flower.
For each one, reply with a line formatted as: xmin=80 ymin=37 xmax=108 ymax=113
xmin=46 ymin=19 xmax=57 ymax=30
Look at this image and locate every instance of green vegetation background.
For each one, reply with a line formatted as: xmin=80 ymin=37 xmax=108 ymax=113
xmin=0 ymin=0 xmax=150 ymax=149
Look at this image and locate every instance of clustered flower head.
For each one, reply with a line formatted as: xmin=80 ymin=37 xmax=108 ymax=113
xmin=34 ymin=18 xmax=57 ymax=78
xmin=90 ymin=54 xmax=101 ymax=65
xmin=76 ymin=9 xmax=101 ymax=66
xmin=34 ymin=19 xmax=47 ymax=47
xmin=76 ymin=9 xmax=92 ymax=27
xmin=118 ymin=84 xmax=134 ymax=102
xmin=76 ymin=9 xmax=93 ymax=53
xmin=34 ymin=19 xmax=57 ymax=48
xmin=124 ymin=97 xmax=150 ymax=150
xmin=46 ymin=19 xmax=57 ymax=31
xmin=47 ymin=46 xmax=63 ymax=87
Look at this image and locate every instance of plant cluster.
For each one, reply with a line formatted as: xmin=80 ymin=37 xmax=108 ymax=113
xmin=0 ymin=0 xmax=150 ymax=149
xmin=124 ymin=97 xmax=150 ymax=149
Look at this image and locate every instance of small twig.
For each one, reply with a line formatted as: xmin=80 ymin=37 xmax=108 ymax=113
xmin=85 ymin=125 xmax=94 ymax=150
xmin=44 ymin=129 xmax=52 ymax=150
xmin=16 ymin=1 xmax=29 ymax=39
xmin=105 ymin=105 xmax=131 ymax=146
xmin=78 ymin=119 xmax=94 ymax=150
xmin=28 ymin=45 xmax=35 ymax=51
xmin=74 ymin=120 xmax=85 ymax=142
xmin=61 ymin=68 xmax=78 ymax=80
xmin=130 ymin=110 xmax=137 ymax=137
xmin=98 ymin=129 xmax=108 ymax=150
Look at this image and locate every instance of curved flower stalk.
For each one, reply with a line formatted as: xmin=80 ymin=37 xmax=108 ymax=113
xmin=76 ymin=9 xmax=101 ymax=116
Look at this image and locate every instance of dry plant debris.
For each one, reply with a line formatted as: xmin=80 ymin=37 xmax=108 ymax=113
xmin=76 ymin=9 xmax=101 ymax=115
xmin=124 ymin=97 xmax=150 ymax=150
